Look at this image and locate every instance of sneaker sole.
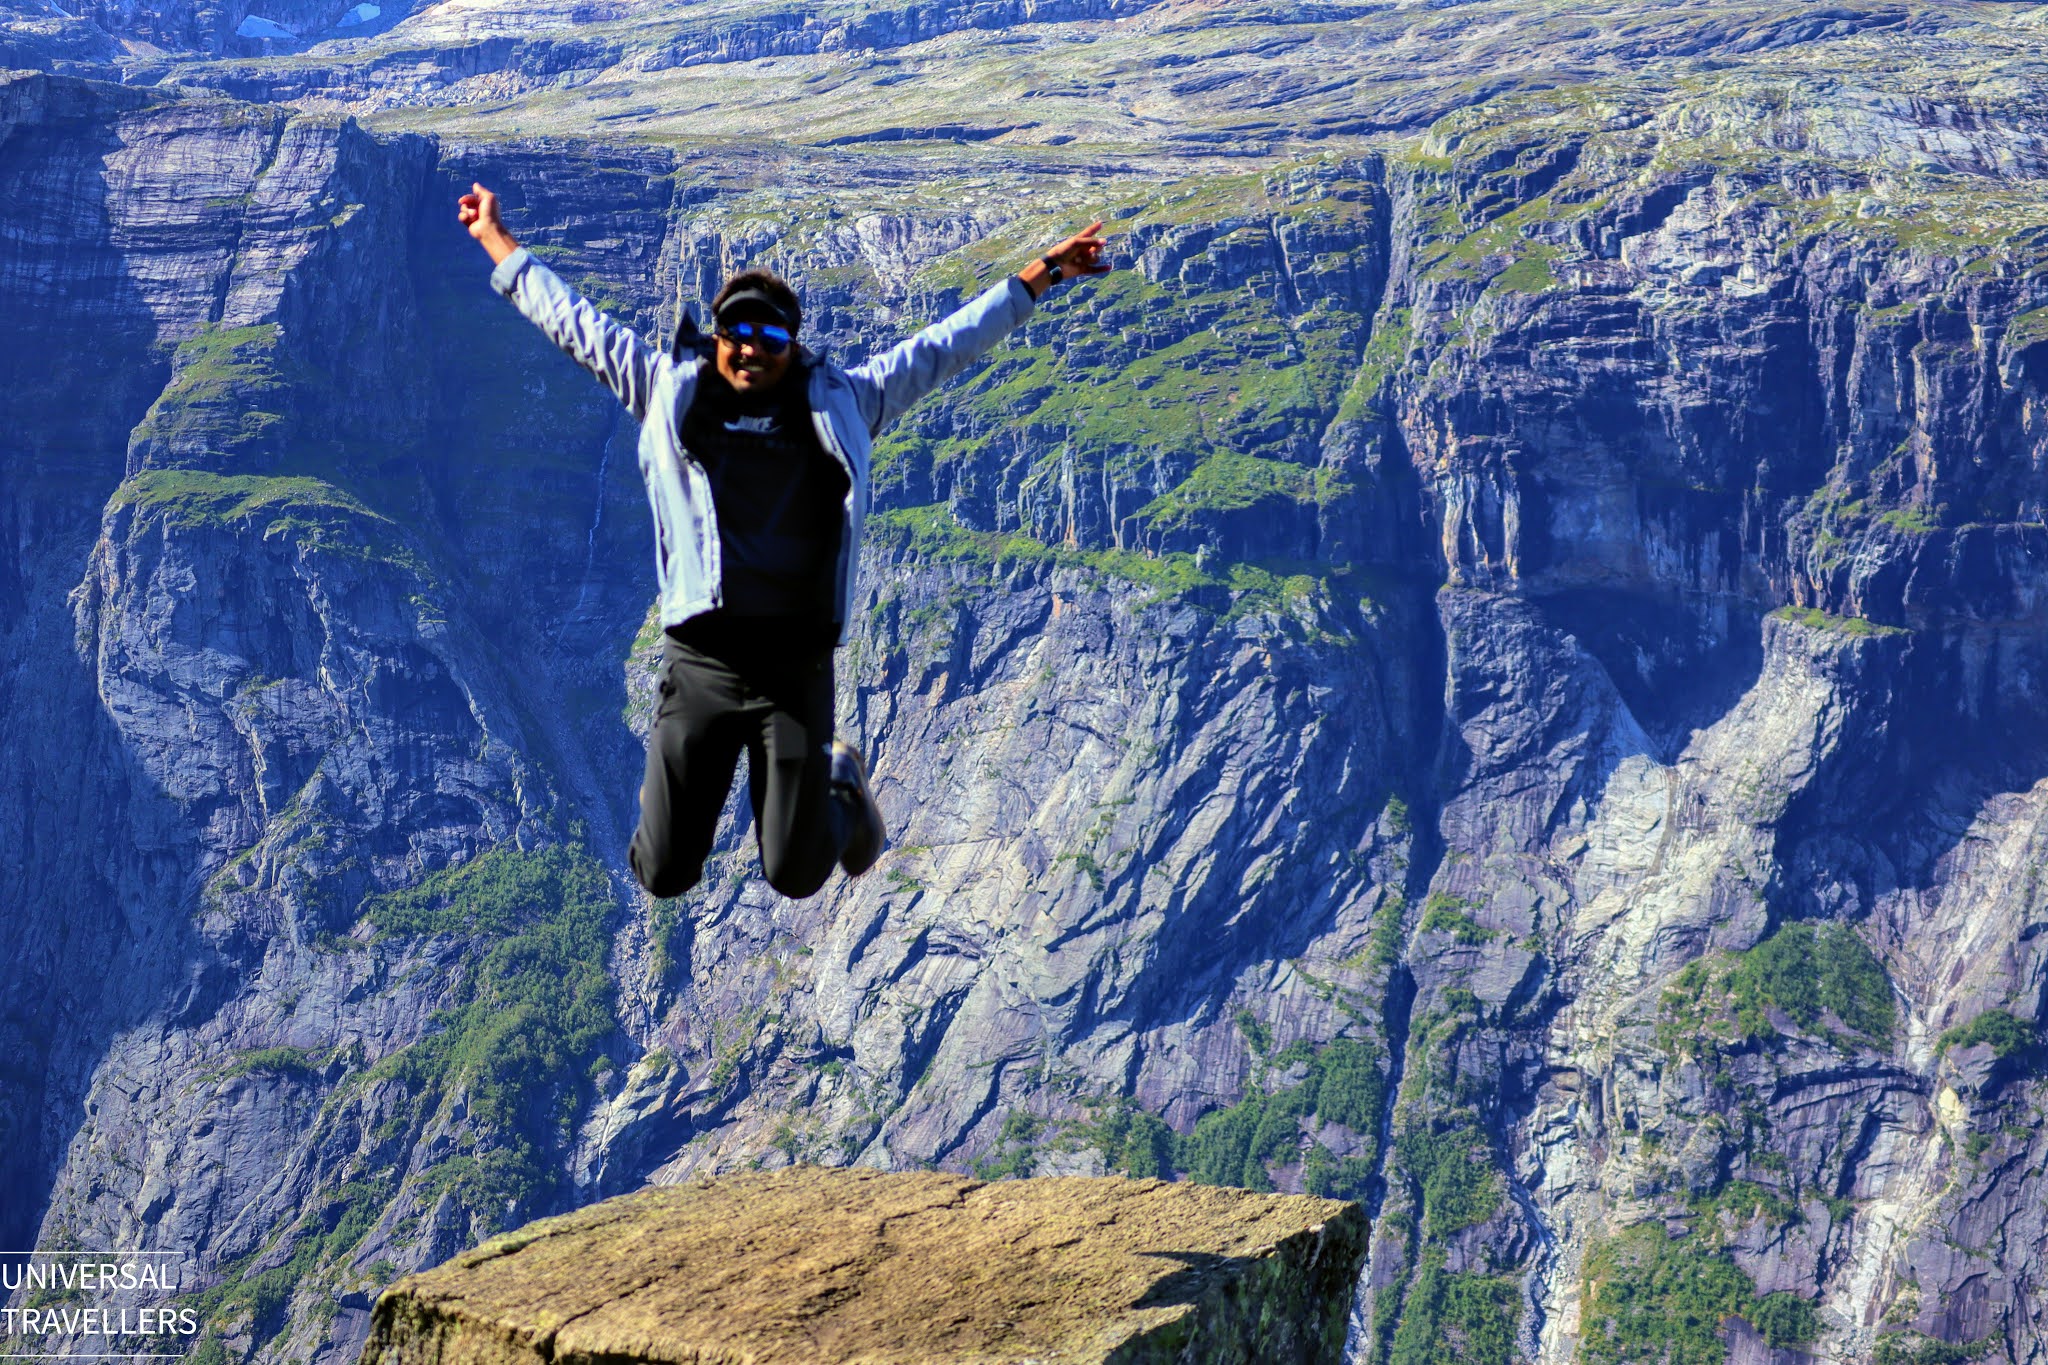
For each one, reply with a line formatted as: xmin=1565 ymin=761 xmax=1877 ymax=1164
xmin=833 ymin=740 xmax=886 ymax=876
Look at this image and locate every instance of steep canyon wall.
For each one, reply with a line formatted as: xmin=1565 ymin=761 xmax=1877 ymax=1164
xmin=7 ymin=24 xmax=2048 ymax=1362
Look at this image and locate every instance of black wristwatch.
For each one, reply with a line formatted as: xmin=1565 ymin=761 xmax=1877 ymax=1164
xmin=1041 ymin=255 xmax=1065 ymax=286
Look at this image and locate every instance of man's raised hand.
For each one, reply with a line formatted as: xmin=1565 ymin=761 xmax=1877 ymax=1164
xmin=1047 ymin=220 xmax=1111 ymax=278
xmin=458 ymin=182 xmax=520 ymax=266
xmin=1021 ymin=220 xmax=1110 ymax=299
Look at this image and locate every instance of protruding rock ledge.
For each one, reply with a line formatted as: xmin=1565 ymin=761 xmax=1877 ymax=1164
xmin=360 ymin=1168 xmax=1367 ymax=1365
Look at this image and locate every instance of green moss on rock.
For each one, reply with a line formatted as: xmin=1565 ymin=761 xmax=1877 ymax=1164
xmin=1138 ymin=451 xmax=1322 ymax=531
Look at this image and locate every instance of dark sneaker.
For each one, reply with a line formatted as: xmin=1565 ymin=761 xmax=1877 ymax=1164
xmin=831 ymin=739 xmax=886 ymax=876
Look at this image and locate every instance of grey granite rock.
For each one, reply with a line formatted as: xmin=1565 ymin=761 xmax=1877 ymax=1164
xmin=11 ymin=5 xmax=2048 ymax=1362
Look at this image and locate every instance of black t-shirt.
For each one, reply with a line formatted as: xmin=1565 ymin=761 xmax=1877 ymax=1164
xmin=681 ymin=358 xmax=849 ymax=629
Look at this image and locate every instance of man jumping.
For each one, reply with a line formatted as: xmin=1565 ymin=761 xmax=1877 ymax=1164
xmin=458 ymin=182 xmax=1108 ymax=900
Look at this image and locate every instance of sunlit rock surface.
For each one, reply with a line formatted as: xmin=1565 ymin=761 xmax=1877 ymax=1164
xmin=360 ymin=1169 xmax=1366 ymax=1365
xmin=6 ymin=3 xmax=2048 ymax=1363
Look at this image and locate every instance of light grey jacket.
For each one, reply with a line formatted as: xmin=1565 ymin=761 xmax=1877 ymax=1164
xmin=492 ymin=247 xmax=1038 ymax=644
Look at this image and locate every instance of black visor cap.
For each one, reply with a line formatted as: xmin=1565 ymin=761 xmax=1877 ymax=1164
xmin=714 ymin=288 xmax=797 ymax=332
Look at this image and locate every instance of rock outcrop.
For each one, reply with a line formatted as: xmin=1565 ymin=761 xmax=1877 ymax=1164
xmin=8 ymin=4 xmax=2048 ymax=1364
xmin=359 ymin=1169 xmax=1366 ymax=1365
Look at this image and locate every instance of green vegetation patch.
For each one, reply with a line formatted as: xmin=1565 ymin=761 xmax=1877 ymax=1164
xmin=111 ymin=469 xmax=430 ymax=578
xmin=1083 ymin=1099 xmax=1178 ymax=1180
xmin=944 ymin=267 xmax=1355 ymax=466
xmin=131 ymin=323 xmax=291 ymax=454
xmin=1877 ymin=505 xmax=1939 ymax=534
xmin=1581 ymin=1223 xmax=1820 ymax=1365
xmin=1656 ymin=958 xmax=1734 ymax=1058
xmin=912 ymin=163 xmax=1374 ymax=297
xmin=1418 ymin=892 xmax=1498 ymax=946
xmin=1874 ymin=1330 xmax=1998 ymax=1365
xmin=868 ymin=502 xmax=1336 ymax=622
xmin=1724 ymin=922 xmax=1895 ymax=1045
xmin=1396 ymin=999 xmax=1480 ymax=1109
xmin=1138 ymin=450 xmax=1324 ymax=531
xmin=159 ymin=323 xmax=283 ymax=394
xmin=363 ymin=844 xmax=619 ymax=1219
xmin=1179 ymin=1080 xmax=1312 ymax=1193
xmin=972 ymin=1111 xmax=1048 ymax=1180
xmin=1387 ymin=1251 xmax=1519 ymax=1365
xmin=1936 ymin=1009 xmax=2035 ymax=1059
xmin=1300 ymin=1141 xmax=1376 ymax=1204
xmin=890 ymin=169 xmax=1375 ymax=545
xmin=211 ymin=1046 xmax=323 ymax=1083
xmin=1412 ymin=185 xmax=1580 ymax=291
xmin=1367 ymin=996 xmax=1510 ymax=1355
xmin=1234 ymin=1007 xmax=1274 ymax=1056
xmin=1492 ymin=248 xmax=1560 ymax=294
xmin=1335 ymin=307 xmax=1414 ymax=423
xmin=1657 ymin=922 xmax=1894 ymax=1058
xmin=1395 ymin=1123 xmax=1503 ymax=1239
xmin=1688 ymin=1180 xmax=1800 ymax=1246
xmin=1770 ymin=605 xmax=1906 ymax=638
xmin=2007 ymin=306 xmax=2048 ymax=352
xmin=1069 ymin=1037 xmax=1386 ymax=1194
xmin=1366 ymin=891 xmax=1409 ymax=970
xmin=180 ymin=1175 xmax=391 ymax=1358
xmin=113 ymin=469 xmax=378 ymax=529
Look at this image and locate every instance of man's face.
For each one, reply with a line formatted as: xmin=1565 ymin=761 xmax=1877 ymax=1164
xmin=714 ymin=313 xmax=794 ymax=395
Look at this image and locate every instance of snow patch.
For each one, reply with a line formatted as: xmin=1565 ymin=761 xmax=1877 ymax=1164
xmin=234 ymin=13 xmax=297 ymax=38
xmin=336 ymin=3 xmax=380 ymax=26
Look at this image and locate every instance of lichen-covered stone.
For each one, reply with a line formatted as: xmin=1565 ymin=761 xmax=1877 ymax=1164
xmin=359 ymin=1169 xmax=1366 ymax=1365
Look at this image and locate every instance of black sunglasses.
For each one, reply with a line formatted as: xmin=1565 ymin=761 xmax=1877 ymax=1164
xmin=716 ymin=320 xmax=793 ymax=355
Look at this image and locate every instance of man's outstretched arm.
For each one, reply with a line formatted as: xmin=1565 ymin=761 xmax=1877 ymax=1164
xmin=848 ymin=220 xmax=1110 ymax=434
xmin=459 ymin=182 xmax=667 ymax=421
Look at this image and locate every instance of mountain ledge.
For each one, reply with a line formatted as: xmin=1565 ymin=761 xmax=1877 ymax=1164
xmin=358 ymin=1168 xmax=1366 ymax=1365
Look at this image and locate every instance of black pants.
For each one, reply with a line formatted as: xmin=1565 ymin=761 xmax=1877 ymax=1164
xmin=629 ymin=619 xmax=846 ymax=900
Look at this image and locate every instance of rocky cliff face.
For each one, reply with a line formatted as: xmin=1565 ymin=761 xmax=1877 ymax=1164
xmin=8 ymin=3 xmax=2048 ymax=1364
